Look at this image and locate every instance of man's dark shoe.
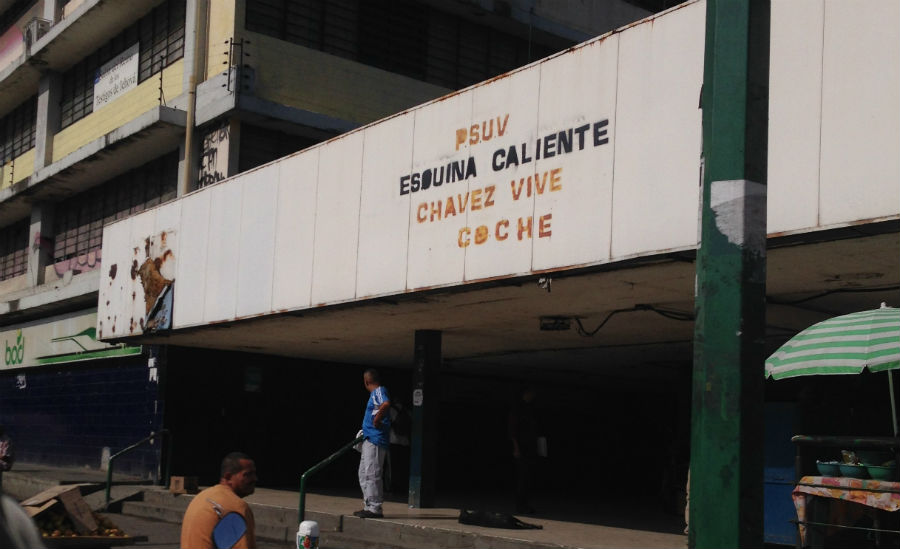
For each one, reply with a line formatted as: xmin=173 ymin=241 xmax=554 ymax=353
xmin=353 ymin=510 xmax=383 ymax=518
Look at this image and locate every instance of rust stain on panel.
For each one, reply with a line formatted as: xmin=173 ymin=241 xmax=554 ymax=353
xmin=137 ymin=258 xmax=173 ymax=315
xmin=109 ymin=264 xmax=117 ymax=279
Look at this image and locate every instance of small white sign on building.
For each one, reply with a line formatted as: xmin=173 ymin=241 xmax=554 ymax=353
xmin=93 ymin=43 xmax=139 ymax=110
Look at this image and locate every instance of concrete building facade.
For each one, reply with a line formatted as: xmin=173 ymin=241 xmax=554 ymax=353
xmin=0 ymin=0 xmax=897 ymax=540
xmin=0 ymin=0 xmax=657 ymax=489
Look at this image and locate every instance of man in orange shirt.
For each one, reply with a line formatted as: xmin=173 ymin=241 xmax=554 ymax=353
xmin=181 ymin=452 xmax=258 ymax=549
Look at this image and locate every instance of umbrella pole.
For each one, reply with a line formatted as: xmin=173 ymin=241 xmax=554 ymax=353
xmin=889 ymin=370 xmax=898 ymax=437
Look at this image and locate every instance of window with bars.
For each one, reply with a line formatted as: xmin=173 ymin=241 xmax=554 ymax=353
xmin=0 ymin=96 xmax=37 ymax=166
xmin=245 ymin=0 xmax=560 ymax=90
xmin=59 ymin=0 xmax=185 ymax=129
xmin=238 ymin=123 xmax=319 ymax=173
xmin=52 ymin=151 xmax=178 ymax=262
xmin=0 ymin=219 xmax=28 ymax=281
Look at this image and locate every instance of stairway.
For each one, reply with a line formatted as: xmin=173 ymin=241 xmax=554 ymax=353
xmin=122 ymin=488 xmax=392 ymax=548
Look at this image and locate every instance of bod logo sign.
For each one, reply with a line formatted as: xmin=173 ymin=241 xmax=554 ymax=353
xmin=4 ymin=329 xmax=24 ymax=366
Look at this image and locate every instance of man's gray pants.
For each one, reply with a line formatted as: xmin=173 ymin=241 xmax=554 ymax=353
xmin=359 ymin=440 xmax=387 ymax=514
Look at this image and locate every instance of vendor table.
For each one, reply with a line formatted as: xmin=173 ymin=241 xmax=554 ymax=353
xmin=793 ymin=476 xmax=900 ymax=545
xmin=791 ymin=436 xmax=900 ymax=547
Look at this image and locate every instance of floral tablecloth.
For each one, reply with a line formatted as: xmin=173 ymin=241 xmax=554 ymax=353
xmin=792 ymin=475 xmax=900 ymax=543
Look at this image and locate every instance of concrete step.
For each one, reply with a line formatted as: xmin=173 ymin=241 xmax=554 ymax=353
xmin=2 ymin=473 xmax=71 ymax=501
xmin=83 ymin=485 xmax=147 ymax=512
xmin=142 ymin=489 xmax=192 ymax=510
xmin=123 ymin=492 xmax=565 ymax=549
xmin=122 ymin=500 xmax=298 ymax=543
xmin=140 ymin=489 xmax=339 ymax=530
xmin=339 ymin=515 xmax=560 ymax=549
xmin=124 ymin=491 xmax=343 ymax=545
xmin=122 ymin=500 xmax=185 ymax=524
xmin=141 ymin=488 xmax=343 ymax=531
xmin=3 ymin=465 xmax=152 ymax=502
xmin=119 ymin=500 xmax=390 ymax=548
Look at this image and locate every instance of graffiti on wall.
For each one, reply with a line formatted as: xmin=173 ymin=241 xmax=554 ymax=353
xmin=31 ymin=231 xmax=104 ymax=278
xmin=53 ymin=250 xmax=102 ymax=277
xmin=199 ymin=122 xmax=230 ymax=188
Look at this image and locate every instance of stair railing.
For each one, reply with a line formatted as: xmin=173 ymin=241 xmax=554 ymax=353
xmin=105 ymin=429 xmax=172 ymax=510
xmin=298 ymin=434 xmax=364 ymax=523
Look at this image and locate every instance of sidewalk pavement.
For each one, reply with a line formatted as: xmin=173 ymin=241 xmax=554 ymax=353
xmin=3 ymin=463 xmax=688 ymax=549
xmin=244 ymin=487 xmax=688 ymax=548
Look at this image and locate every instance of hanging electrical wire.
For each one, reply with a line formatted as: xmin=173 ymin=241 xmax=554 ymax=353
xmin=766 ymin=285 xmax=900 ymax=306
xmin=573 ymin=304 xmax=694 ymax=337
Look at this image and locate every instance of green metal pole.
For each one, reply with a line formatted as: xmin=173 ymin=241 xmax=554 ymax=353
xmin=298 ymin=435 xmax=364 ymax=523
xmin=691 ymin=0 xmax=769 ymax=547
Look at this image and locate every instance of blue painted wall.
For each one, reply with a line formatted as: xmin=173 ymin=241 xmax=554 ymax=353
xmin=0 ymin=355 xmax=163 ymax=479
xmin=765 ymin=402 xmax=798 ymax=546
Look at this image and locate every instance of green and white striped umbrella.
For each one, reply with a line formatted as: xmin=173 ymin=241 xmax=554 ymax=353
xmin=766 ymin=305 xmax=900 ymax=379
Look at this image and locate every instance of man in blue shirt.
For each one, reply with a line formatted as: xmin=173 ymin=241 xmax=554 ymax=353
xmin=355 ymin=369 xmax=391 ymax=518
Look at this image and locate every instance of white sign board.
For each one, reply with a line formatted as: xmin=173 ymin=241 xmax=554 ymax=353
xmin=93 ymin=43 xmax=139 ymax=110
xmin=96 ymin=0 xmax=900 ymax=340
xmin=98 ymin=0 xmax=708 ymax=338
xmin=0 ymin=310 xmax=141 ymax=371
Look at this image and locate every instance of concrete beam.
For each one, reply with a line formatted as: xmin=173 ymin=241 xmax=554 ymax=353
xmin=0 ymin=105 xmax=185 ymax=229
xmin=34 ymin=71 xmax=62 ymax=172
xmin=0 ymin=269 xmax=99 ymax=321
xmin=27 ymin=203 xmax=54 ymax=287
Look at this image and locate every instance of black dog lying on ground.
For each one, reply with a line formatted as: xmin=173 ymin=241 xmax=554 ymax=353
xmin=458 ymin=509 xmax=543 ymax=529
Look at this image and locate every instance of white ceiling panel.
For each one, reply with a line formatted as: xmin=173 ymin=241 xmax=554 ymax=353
xmin=767 ymin=0 xmax=824 ymax=234
xmin=463 ymin=66 xmax=541 ymax=281
xmin=406 ymin=90 xmax=473 ymax=290
xmin=97 ymin=219 xmax=133 ymax=340
xmin=311 ymin=132 xmax=364 ymax=305
xmin=203 ymin=181 xmax=243 ymax=322
xmin=532 ymin=35 xmax=619 ymax=271
xmin=236 ymin=163 xmax=279 ymax=318
xmin=272 ymin=150 xmax=319 ymax=312
xmin=357 ymin=113 xmax=415 ymax=298
xmin=819 ymin=0 xmax=900 ymax=226
xmin=611 ymin=1 xmax=703 ymax=257
xmin=174 ymin=190 xmax=211 ymax=328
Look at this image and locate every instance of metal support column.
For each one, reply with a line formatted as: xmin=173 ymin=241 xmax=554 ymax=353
xmin=409 ymin=330 xmax=440 ymax=508
xmin=690 ymin=0 xmax=769 ymax=547
xmin=178 ymin=0 xmax=208 ymax=197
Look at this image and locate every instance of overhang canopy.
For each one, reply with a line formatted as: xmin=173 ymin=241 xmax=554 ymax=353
xmin=94 ymin=0 xmax=899 ymax=381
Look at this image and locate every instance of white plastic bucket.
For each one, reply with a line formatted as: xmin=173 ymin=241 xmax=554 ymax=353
xmin=296 ymin=520 xmax=319 ymax=549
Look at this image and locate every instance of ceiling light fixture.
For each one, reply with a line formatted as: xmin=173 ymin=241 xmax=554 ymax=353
xmin=539 ymin=316 xmax=570 ymax=331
